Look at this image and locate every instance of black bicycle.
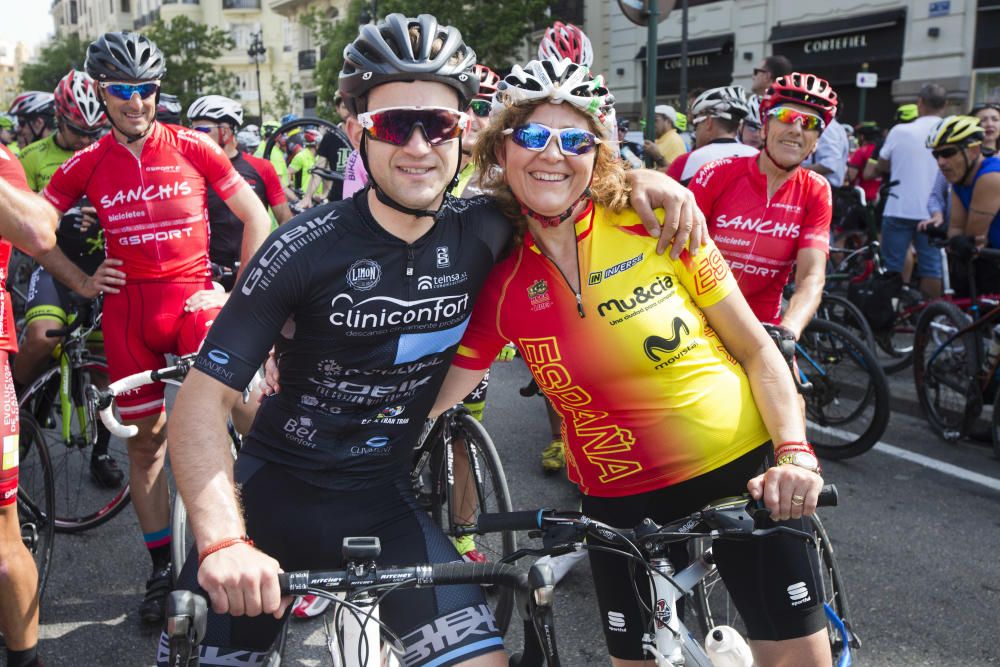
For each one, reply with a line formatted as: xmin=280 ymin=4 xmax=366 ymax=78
xmin=14 ymin=410 xmax=56 ymax=603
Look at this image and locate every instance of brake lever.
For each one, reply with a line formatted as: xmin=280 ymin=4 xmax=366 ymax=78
xmin=749 ymin=525 xmax=816 ymax=545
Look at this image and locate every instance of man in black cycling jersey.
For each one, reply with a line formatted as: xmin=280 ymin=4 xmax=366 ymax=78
xmin=165 ymin=13 xmax=705 ymax=667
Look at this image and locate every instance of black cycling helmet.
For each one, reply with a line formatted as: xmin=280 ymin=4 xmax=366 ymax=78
xmin=156 ymin=93 xmax=182 ymax=124
xmin=86 ymin=31 xmax=167 ymax=83
xmin=339 ymin=13 xmax=478 ymax=116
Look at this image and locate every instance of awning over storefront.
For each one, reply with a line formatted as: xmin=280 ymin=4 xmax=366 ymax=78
xmin=974 ymin=0 xmax=1000 ymax=69
xmin=636 ymin=34 xmax=734 ymax=99
xmin=768 ymin=8 xmax=906 ymax=85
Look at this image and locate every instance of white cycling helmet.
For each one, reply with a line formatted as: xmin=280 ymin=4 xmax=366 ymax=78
xmin=187 ymin=94 xmax=244 ymax=127
xmin=9 ymin=91 xmax=55 ymax=118
xmin=690 ymin=86 xmax=751 ymax=122
xmin=494 ymin=57 xmax=615 ymax=136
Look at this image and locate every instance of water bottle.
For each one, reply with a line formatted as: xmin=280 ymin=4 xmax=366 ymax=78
xmin=704 ymin=625 xmax=753 ymax=667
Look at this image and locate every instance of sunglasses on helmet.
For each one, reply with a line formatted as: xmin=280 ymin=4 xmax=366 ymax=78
xmin=768 ymin=107 xmax=825 ymax=131
xmin=468 ymin=99 xmax=491 ymax=118
xmin=99 ymin=81 xmax=160 ymax=101
xmin=503 ymin=123 xmax=602 ymax=156
xmin=357 ymin=106 xmax=469 ymax=146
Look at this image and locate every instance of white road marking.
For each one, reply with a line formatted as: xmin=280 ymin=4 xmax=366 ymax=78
xmin=810 ymin=423 xmax=1000 ymax=493
xmin=40 ymin=613 xmax=127 ymax=639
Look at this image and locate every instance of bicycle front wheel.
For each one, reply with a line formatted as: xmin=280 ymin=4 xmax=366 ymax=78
xmin=20 ymin=356 xmax=132 ymax=532
xmin=429 ymin=411 xmax=516 ymax=634
xmin=872 ymin=285 xmax=924 ymax=374
xmin=811 ymin=514 xmax=857 ymax=663
xmin=913 ymin=301 xmax=982 ymax=441
xmin=16 ymin=410 xmax=56 ymax=602
xmin=798 ymin=319 xmax=891 ymax=459
xmin=817 ymin=292 xmax=876 ymax=352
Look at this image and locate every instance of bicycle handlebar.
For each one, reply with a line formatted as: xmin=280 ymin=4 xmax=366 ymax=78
xmin=762 ymin=323 xmax=814 ymax=395
xmin=466 ymin=485 xmax=838 ymax=539
xmin=278 ymin=560 xmax=528 ymax=596
xmin=91 ymin=357 xmax=196 ymax=439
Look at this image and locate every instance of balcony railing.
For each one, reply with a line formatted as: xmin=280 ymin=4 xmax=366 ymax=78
xmin=133 ymin=8 xmax=161 ymax=29
xmin=298 ymin=49 xmax=317 ymax=70
xmin=223 ymin=0 xmax=261 ymax=9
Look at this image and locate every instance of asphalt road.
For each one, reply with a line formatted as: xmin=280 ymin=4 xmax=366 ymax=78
xmin=31 ymin=359 xmax=1000 ymax=666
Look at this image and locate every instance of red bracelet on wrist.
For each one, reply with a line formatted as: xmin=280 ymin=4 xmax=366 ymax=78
xmin=198 ymin=535 xmax=255 ymax=565
xmin=774 ymin=441 xmax=815 ymax=457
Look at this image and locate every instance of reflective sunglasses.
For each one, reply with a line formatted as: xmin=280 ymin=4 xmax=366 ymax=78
xmin=357 ymin=106 xmax=469 ymax=146
xmin=469 ymin=99 xmax=491 ymax=118
xmin=931 ymin=146 xmax=962 ymax=160
xmin=192 ymin=124 xmax=226 ymax=134
xmin=503 ymin=123 xmax=602 ymax=156
xmin=767 ymin=107 xmax=825 ymax=131
xmin=99 ymin=81 xmax=160 ymax=101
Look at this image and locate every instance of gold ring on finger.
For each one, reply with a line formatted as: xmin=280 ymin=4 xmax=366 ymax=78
xmin=791 ymin=494 xmax=805 ymax=506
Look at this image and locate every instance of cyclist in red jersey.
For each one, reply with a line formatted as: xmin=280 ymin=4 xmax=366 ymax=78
xmin=689 ymin=72 xmax=836 ymax=340
xmin=0 ymin=144 xmax=58 ymax=667
xmin=38 ymin=31 xmax=272 ymax=623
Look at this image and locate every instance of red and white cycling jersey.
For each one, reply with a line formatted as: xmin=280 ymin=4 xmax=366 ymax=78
xmin=689 ymin=155 xmax=831 ymax=323
xmin=0 ymin=144 xmax=29 ymax=353
xmin=43 ymin=122 xmax=244 ymax=282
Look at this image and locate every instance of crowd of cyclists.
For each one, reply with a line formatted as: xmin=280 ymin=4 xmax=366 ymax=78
xmin=0 ymin=12 xmax=995 ymax=667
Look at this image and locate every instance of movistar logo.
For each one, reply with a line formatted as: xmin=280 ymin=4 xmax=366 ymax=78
xmin=643 ymin=318 xmax=689 ymax=361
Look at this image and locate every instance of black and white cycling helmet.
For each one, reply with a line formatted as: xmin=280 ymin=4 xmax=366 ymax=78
xmin=494 ymin=57 xmax=615 ymax=136
xmin=9 ymin=91 xmax=55 ymax=118
xmin=187 ymin=95 xmax=244 ymax=128
xmin=86 ymin=31 xmax=166 ymax=83
xmin=744 ymin=94 xmax=763 ymax=128
xmin=339 ymin=13 xmax=478 ymax=116
xmin=690 ymin=86 xmax=751 ymax=122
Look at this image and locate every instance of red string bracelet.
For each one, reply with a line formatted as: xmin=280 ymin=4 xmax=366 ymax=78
xmin=198 ymin=535 xmax=255 ymax=565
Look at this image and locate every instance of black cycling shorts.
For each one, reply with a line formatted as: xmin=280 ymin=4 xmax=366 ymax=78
xmin=156 ymin=454 xmax=504 ymax=667
xmin=582 ymin=443 xmax=827 ymax=659
xmin=25 ymin=266 xmax=73 ymax=325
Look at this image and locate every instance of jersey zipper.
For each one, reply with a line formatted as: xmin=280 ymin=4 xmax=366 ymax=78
xmin=405 ymin=245 xmax=414 ymax=289
xmin=541 ymin=240 xmax=586 ymax=319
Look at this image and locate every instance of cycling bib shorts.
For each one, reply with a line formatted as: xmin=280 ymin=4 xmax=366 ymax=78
xmin=0 ymin=353 xmax=20 ymax=507
xmin=103 ymin=281 xmax=219 ymax=420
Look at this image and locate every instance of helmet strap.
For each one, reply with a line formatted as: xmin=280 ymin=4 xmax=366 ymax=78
xmin=761 ymin=124 xmax=800 ymax=172
xmin=97 ymin=89 xmax=155 ymax=145
xmin=959 ymin=148 xmax=980 ymax=186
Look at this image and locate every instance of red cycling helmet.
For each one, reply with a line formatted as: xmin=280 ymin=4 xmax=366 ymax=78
xmin=760 ymin=72 xmax=838 ymax=127
xmin=537 ymin=22 xmax=594 ymax=69
xmin=474 ymin=64 xmax=501 ymax=101
xmin=54 ymin=70 xmax=108 ymax=131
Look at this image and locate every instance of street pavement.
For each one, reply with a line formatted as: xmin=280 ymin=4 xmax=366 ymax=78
xmin=31 ymin=358 xmax=1000 ymax=666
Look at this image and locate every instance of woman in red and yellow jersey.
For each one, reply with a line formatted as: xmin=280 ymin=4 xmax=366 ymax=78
xmin=432 ymin=57 xmax=832 ymax=667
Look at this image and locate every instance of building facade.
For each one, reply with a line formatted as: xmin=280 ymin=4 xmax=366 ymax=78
xmin=0 ymin=41 xmax=29 ymax=109
xmin=595 ymin=0 xmax=992 ymax=128
xmin=50 ymin=0 xmax=299 ymax=121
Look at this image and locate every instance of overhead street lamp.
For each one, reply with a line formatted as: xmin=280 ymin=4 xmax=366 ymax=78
xmin=248 ymin=31 xmax=266 ymax=125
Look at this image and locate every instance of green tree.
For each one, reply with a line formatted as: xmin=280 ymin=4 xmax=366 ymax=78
xmin=146 ymin=16 xmax=238 ymax=113
xmin=303 ymin=0 xmax=552 ymax=119
xmin=19 ymin=34 xmax=89 ymax=92
xmin=262 ymin=77 xmax=302 ymax=122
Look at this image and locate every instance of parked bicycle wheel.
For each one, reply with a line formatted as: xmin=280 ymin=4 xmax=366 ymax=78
xmin=811 ymin=514 xmax=857 ymax=662
xmin=992 ymin=390 xmax=1000 ymax=460
xmin=19 ymin=355 xmax=131 ymax=532
xmin=872 ymin=285 xmax=924 ymax=374
xmin=913 ymin=301 xmax=981 ymax=441
xmin=428 ymin=409 xmax=516 ymax=633
xmin=798 ymin=318 xmax=891 ymax=459
xmin=16 ymin=410 xmax=56 ymax=602
xmin=818 ymin=292 xmax=876 ymax=351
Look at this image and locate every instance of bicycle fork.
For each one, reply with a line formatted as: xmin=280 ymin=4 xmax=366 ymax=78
xmin=645 ymin=557 xmax=686 ymax=665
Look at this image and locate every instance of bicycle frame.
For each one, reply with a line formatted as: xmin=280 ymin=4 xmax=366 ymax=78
xmin=926 ymin=299 xmax=1000 ymax=391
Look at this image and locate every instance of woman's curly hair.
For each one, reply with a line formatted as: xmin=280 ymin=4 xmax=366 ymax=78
xmin=472 ymin=99 xmax=630 ymax=245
